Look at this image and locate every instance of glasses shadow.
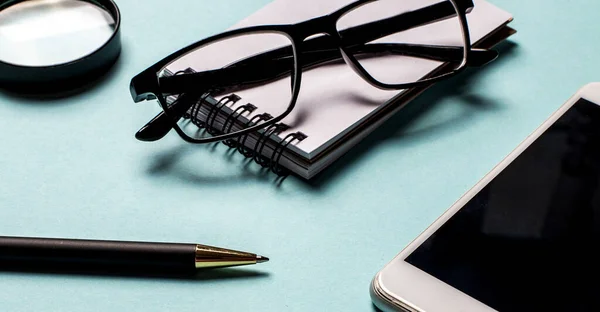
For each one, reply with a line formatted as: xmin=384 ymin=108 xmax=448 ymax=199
xmin=302 ymin=40 xmax=519 ymax=190
xmin=0 ymin=261 xmax=269 ymax=282
xmin=145 ymin=142 xmax=283 ymax=187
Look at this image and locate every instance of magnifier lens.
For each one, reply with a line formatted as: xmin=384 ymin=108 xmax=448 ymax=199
xmin=0 ymin=0 xmax=115 ymax=67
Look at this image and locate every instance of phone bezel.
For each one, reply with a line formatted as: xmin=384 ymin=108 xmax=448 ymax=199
xmin=370 ymin=82 xmax=600 ymax=312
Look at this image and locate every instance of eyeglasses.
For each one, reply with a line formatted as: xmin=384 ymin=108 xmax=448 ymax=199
xmin=130 ymin=0 xmax=497 ymax=144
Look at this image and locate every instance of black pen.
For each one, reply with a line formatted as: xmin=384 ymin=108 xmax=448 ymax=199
xmin=0 ymin=236 xmax=269 ymax=273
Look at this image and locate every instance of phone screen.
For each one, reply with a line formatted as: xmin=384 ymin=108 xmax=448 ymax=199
xmin=405 ymin=98 xmax=600 ymax=312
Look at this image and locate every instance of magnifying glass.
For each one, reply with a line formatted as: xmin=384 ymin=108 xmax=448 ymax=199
xmin=0 ymin=0 xmax=121 ymax=93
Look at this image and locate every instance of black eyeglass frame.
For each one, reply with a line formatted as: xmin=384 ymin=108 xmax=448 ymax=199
xmin=131 ymin=0 xmax=482 ymax=144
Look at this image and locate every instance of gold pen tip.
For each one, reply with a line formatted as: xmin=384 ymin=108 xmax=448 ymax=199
xmin=256 ymin=255 xmax=269 ymax=263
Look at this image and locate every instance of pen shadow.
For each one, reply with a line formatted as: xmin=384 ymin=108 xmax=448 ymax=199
xmin=0 ymin=261 xmax=270 ymax=282
xmin=303 ymin=40 xmax=519 ymax=189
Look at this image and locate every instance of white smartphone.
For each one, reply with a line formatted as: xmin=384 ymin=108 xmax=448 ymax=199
xmin=370 ymin=82 xmax=600 ymax=312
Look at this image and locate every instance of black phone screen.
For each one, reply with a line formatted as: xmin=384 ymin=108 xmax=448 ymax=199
xmin=405 ymin=98 xmax=600 ymax=312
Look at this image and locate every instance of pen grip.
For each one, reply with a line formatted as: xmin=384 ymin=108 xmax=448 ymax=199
xmin=0 ymin=236 xmax=197 ymax=272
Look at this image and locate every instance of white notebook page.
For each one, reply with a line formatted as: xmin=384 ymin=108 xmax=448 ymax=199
xmin=166 ymin=0 xmax=512 ymax=159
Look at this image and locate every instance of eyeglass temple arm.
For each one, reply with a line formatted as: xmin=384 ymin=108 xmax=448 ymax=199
xmin=218 ymin=0 xmax=474 ymax=70
xmin=225 ymin=0 xmax=476 ymax=69
xmin=137 ymin=43 xmax=494 ymax=141
xmin=264 ymin=44 xmax=496 ymax=77
xmin=157 ymin=43 xmax=495 ymax=97
xmin=157 ymin=0 xmax=482 ymax=95
xmin=135 ymin=92 xmax=205 ymax=141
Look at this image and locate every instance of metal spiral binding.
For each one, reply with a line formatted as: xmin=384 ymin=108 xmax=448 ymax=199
xmin=163 ymin=67 xmax=309 ymax=176
xmin=188 ymin=92 xmax=212 ymax=128
xmin=222 ymin=103 xmax=257 ymax=148
xmin=253 ymin=123 xmax=289 ymax=167
xmin=269 ymin=132 xmax=308 ymax=175
xmin=236 ymin=113 xmax=273 ymax=158
xmin=206 ymin=94 xmax=241 ymax=135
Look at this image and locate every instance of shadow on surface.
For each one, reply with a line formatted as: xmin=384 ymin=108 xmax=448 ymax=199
xmin=304 ymin=40 xmax=518 ymax=189
xmin=0 ymin=261 xmax=269 ymax=281
xmin=146 ymin=142 xmax=291 ymax=189
xmin=0 ymin=53 xmax=123 ymax=103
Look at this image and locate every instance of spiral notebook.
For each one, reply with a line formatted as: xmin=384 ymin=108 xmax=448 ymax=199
xmin=167 ymin=0 xmax=514 ymax=179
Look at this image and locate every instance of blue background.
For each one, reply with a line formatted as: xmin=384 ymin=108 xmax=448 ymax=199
xmin=0 ymin=0 xmax=598 ymax=311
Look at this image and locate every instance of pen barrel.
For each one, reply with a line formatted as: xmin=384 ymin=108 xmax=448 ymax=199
xmin=0 ymin=236 xmax=197 ymax=272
